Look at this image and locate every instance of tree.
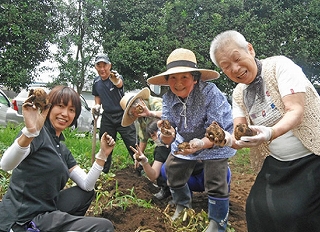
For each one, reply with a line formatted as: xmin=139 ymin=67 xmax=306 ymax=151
xmin=97 ymin=0 xmax=319 ymax=95
xmin=52 ymin=0 xmax=106 ymax=94
xmin=0 ymin=0 xmax=61 ymax=92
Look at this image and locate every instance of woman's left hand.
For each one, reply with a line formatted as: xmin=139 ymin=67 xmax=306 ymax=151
xmin=235 ymin=125 xmax=272 ymax=147
xmin=96 ymin=133 xmax=115 ymax=161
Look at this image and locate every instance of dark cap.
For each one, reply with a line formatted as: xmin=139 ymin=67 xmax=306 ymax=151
xmin=95 ymin=53 xmax=111 ymax=64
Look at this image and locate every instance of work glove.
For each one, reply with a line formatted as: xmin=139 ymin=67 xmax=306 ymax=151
xmin=95 ymin=132 xmax=115 ymax=161
xmin=130 ymin=145 xmax=149 ymax=168
xmin=110 ymin=70 xmax=121 ymax=85
xmin=205 ymin=121 xmax=233 ymax=147
xmin=92 ymin=104 xmax=101 ymax=116
xmin=21 ymin=95 xmax=51 ymax=138
xmin=189 ymin=138 xmax=204 ymax=150
xmin=235 ymin=125 xmax=273 ymax=147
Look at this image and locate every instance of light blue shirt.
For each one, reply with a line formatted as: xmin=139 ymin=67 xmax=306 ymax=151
xmin=162 ymin=81 xmax=236 ymax=160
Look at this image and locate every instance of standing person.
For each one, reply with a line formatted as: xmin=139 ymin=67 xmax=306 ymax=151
xmin=0 ymin=86 xmax=115 ymax=232
xmin=209 ymin=30 xmax=320 ymax=232
xmin=147 ymin=48 xmax=236 ymax=232
xmin=92 ymin=53 xmax=137 ymax=174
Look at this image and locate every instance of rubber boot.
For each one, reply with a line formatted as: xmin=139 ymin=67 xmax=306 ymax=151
xmin=170 ymin=184 xmax=192 ymax=220
xmin=206 ymin=196 xmax=229 ymax=232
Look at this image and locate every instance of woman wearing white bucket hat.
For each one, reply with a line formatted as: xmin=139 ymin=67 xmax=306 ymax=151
xmin=147 ymin=48 xmax=236 ymax=232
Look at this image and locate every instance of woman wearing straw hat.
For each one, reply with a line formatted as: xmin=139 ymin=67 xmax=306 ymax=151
xmin=147 ymin=48 xmax=236 ymax=231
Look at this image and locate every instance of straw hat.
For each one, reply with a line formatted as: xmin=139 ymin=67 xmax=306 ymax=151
xmin=147 ymin=48 xmax=219 ymax=86
xmin=120 ymin=87 xmax=150 ymax=127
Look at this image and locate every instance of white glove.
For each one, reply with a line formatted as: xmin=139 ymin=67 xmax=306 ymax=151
xmin=130 ymin=145 xmax=149 ymax=167
xmin=235 ymin=125 xmax=272 ymax=147
xmin=223 ymin=131 xmax=233 ymax=147
xmin=189 ymin=138 xmax=204 ymax=150
xmin=110 ymin=70 xmax=121 ymax=85
xmin=92 ymin=104 xmax=101 ymax=115
xmin=133 ymin=153 xmax=149 ymax=166
xmin=21 ymin=98 xmax=50 ymax=138
xmin=95 ymin=132 xmax=115 ymax=161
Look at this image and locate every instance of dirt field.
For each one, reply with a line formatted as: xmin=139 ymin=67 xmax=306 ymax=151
xmin=87 ymin=159 xmax=256 ymax=232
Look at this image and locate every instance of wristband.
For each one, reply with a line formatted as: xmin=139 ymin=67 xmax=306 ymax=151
xmin=139 ymin=157 xmax=149 ymax=166
xmin=22 ymin=127 xmax=40 ymax=138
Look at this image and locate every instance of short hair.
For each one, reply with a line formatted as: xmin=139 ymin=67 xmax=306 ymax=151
xmin=47 ymin=85 xmax=81 ymax=127
xmin=210 ymin=30 xmax=249 ymax=67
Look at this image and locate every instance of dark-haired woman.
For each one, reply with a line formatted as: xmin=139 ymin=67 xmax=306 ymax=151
xmin=0 ymin=86 xmax=114 ymax=232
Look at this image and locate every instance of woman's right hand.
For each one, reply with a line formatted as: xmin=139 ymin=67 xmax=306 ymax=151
xmin=22 ymin=96 xmax=51 ymax=137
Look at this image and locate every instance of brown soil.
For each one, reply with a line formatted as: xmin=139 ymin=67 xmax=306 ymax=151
xmin=87 ymin=159 xmax=256 ymax=232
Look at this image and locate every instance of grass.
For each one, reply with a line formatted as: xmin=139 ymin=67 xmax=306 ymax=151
xmin=0 ymin=126 xmax=250 ymax=231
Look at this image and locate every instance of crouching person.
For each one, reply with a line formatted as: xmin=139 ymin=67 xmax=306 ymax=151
xmin=0 ymin=86 xmax=114 ymax=232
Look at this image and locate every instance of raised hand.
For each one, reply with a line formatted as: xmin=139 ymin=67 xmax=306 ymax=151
xmin=130 ymin=145 xmax=148 ymax=168
xmin=22 ymin=90 xmax=51 ymax=138
xmin=157 ymin=119 xmax=175 ymax=137
xmin=95 ymin=132 xmax=115 ymax=161
xmin=110 ymin=70 xmax=121 ymax=85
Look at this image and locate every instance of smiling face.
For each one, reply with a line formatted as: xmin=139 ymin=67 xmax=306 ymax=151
xmin=215 ymin=42 xmax=257 ymax=85
xmin=167 ymin=72 xmax=197 ymax=98
xmin=95 ymin=62 xmax=112 ymax=80
xmin=49 ymin=100 xmax=76 ymax=136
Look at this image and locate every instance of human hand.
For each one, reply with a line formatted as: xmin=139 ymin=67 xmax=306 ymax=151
xmin=235 ymin=125 xmax=273 ymax=147
xmin=189 ymin=138 xmax=204 ymax=150
xmin=95 ymin=132 xmax=115 ymax=161
xmin=205 ymin=121 xmax=232 ymax=147
xmin=157 ymin=120 xmax=175 ymax=137
xmin=175 ymin=141 xmax=198 ymax=156
xmin=110 ymin=70 xmax=121 ymax=85
xmin=92 ymin=104 xmax=101 ymax=116
xmin=130 ymin=145 xmax=148 ymax=168
xmin=22 ymin=94 xmax=51 ymax=138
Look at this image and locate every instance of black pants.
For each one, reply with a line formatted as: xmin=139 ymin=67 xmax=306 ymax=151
xmin=100 ymin=111 xmax=137 ymax=173
xmin=11 ymin=186 xmax=114 ymax=232
xmin=246 ymin=154 xmax=320 ymax=232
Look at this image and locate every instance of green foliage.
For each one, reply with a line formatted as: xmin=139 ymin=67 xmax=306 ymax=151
xmin=0 ymin=0 xmax=61 ymax=91
xmin=2 ymin=0 xmax=319 ymax=94
xmin=52 ymin=0 xmax=105 ymax=94
xmin=105 ymin=181 xmax=153 ymax=211
xmin=230 ymin=148 xmax=253 ymax=174
xmin=0 ymin=127 xmax=243 ymax=230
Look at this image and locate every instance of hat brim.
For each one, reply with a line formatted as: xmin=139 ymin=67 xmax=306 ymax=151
xmin=95 ymin=58 xmax=111 ymax=64
xmin=121 ymin=88 xmax=151 ymax=127
xmin=147 ymin=67 xmax=220 ymax=86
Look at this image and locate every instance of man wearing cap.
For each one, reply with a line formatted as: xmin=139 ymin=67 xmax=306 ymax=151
xmin=120 ymin=87 xmax=171 ymax=199
xmin=147 ymin=48 xmax=236 ymax=232
xmin=92 ymin=53 xmax=137 ymax=174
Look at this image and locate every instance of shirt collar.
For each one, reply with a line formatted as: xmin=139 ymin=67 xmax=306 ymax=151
xmin=44 ymin=119 xmax=66 ymax=141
